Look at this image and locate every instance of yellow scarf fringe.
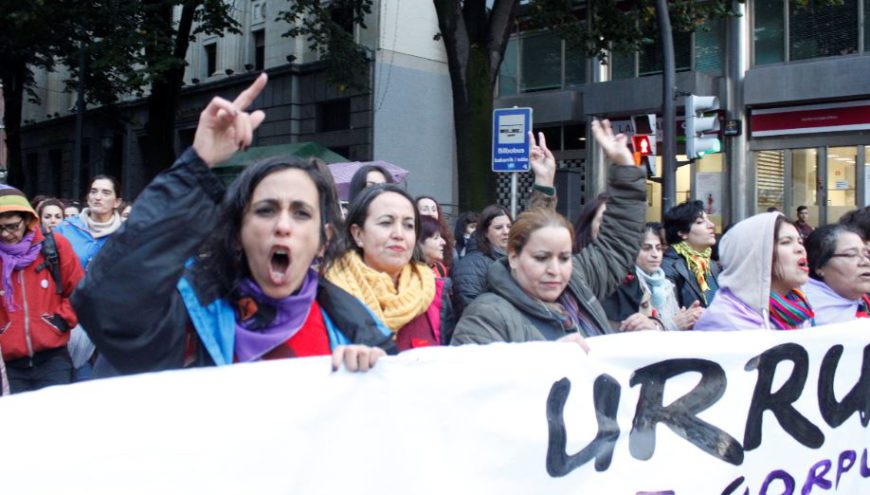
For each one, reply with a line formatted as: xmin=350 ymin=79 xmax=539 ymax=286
xmin=325 ymin=251 xmax=436 ymax=333
xmin=673 ymin=241 xmax=713 ymax=303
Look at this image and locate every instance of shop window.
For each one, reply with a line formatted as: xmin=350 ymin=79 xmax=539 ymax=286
xmin=755 ymin=150 xmax=785 ymax=213
xmin=865 ymin=146 xmax=870 ymax=207
xmin=791 ymin=148 xmax=818 ymax=225
xmin=316 ymin=99 xmax=351 ymax=132
xmin=790 ymin=0 xmax=858 ymax=60
xmin=564 ymin=124 xmax=586 ymax=150
xmin=694 ymin=18 xmax=725 ymax=74
xmin=826 ymin=146 xmax=857 ymax=223
xmin=754 ymin=0 xmax=785 ymax=65
xmin=499 ymin=38 xmax=518 ymax=96
xmin=521 ymin=33 xmax=561 ymax=92
xmin=533 ymin=126 xmax=562 ymax=151
xmin=694 ymin=154 xmax=725 ymax=232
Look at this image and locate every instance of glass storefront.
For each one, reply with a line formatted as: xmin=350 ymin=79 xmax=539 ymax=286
xmin=645 ymin=154 xmax=719 ymax=230
xmin=753 ymin=145 xmax=866 ymax=226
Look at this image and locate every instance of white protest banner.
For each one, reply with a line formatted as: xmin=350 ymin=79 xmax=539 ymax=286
xmin=0 ymin=320 xmax=868 ymax=494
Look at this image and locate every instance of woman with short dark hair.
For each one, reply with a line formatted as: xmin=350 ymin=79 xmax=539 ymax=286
xmin=451 ymin=203 xmax=511 ymax=314
xmin=73 ymin=74 xmax=392 ymax=375
xmin=452 ymin=211 xmax=479 ymax=260
xmin=662 ymin=200 xmax=720 ymax=309
xmin=347 ymin=164 xmax=393 ymax=203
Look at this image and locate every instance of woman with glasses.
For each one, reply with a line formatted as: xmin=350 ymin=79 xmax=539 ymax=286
xmin=0 ymin=186 xmax=84 ymax=394
xmin=803 ymin=224 xmax=870 ymax=325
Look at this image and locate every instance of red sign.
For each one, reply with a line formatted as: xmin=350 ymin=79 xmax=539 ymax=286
xmin=632 ymin=135 xmax=652 ymax=156
xmin=751 ymin=100 xmax=870 ymax=137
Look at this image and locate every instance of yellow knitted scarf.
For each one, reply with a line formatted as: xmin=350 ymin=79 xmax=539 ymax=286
xmin=672 ymin=241 xmax=713 ymax=303
xmin=325 ymin=251 xmax=436 ymax=333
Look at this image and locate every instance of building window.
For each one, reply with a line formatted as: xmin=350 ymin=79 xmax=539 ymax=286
xmin=638 ymin=29 xmax=692 ymax=76
xmin=564 ymin=43 xmax=586 ymax=87
xmin=252 ymin=30 xmax=265 ymax=71
xmin=754 ymin=0 xmax=861 ymax=65
xmin=316 ymin=99 xmax=351 ymax=132
xmin=521 ymin=32 xmax=562 ymax=92
xmin=204 ymin=43 xmax=217 ymax=77
xmin=498 ymin=38 xmax=518 ymax=96
xmin=694 ymin=18 xmax=725 ymax=74
xmin=789 ymin=0 xmax=858 ymax=60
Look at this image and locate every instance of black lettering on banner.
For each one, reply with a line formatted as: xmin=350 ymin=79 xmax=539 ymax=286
xmin=817 ymin=344 xmax=870 ymax=428
xmin=744 ymin=343 xmax=825 ymax=451
xmin=546 ymin=375 xmax=621 ymax=477
xmin=629 ymin=359 xmax=743 ymax=465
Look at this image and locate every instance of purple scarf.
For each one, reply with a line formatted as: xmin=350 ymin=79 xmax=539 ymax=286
xmin=233 ymin=269 xmax=319 ymax=362
xmin=0 ymin=230 xmax=41 ymax=312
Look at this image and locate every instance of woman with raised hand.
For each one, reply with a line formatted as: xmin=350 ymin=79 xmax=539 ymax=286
xmin=694 ymin=213 xmax=814 ymax=331
xmin=73 ymin=74 xmax=393 ymax=374
xmin=324 ymin=184 xmax=453 ymax=351
xmin=802 ymin=224 xmax=870 ymax=325
xmin=451 ymin=120 xmax=646 ymax=345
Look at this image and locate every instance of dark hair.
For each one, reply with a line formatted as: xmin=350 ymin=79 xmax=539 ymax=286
xmin=664 ymin=200 xmax=706 ymax=245
xmin=453 ymin=211 xmax=479 ymax=254
xmin=338 ymin=183 xmax=419 ymax=261
xmin=805 ymin=223 xmax=865 ymax=281
xmin=641 ymin=222 xmax=666 ymax=246
xmin=90 ymin=174 xmax=121 ymax=197
xmin=37 ymin=198 xmax=65 ymax=219
xmin=63 ymin=199 xmax=82 ymax=211
xmin=348 ymin=165 xmax=394 ymax=203
xmin=475 ymin=204 xmax=512 ymax=256
xmin=415 ymin=196 xmax=454 ymax=269
xmin=839 ymin=206 xmax=870 ymax=240
xmin=193 ymin=156 xmax=342 ymax=298
xmin=419 ymin=215 xmax=442 ymax=242
xmin=797 ymin=205 xmax=808 ymax=214
xmin=30 ymin=195 xmax=48 ymax=209
xmin=573 ymin=192 xmax=609 ymax=253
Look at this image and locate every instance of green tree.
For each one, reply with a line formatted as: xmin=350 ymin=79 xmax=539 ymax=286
xmin=0 ymin=1 xmax=80 ymax=189
xmin=434 ymin=0 xmax=739 ymax=210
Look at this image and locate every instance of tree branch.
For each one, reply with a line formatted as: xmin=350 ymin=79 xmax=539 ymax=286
xmin=486 ymin=0 xmax=518 ymax=86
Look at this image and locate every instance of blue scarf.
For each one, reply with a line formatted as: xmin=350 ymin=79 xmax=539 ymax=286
xmin=233 ymin=269 xmax=319 ymax=362
xmin=635 ymin=267 xmax=669 ymax=310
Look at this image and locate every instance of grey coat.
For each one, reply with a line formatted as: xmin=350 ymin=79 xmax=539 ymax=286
xmin=451 ymin=165 xmax=646 ymax=344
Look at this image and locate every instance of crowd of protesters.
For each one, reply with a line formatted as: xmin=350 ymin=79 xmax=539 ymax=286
xmin=0 ymin=73 xmax=867 ymax=396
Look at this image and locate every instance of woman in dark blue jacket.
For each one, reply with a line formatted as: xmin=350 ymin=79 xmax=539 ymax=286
xmin=73 ymin=74 xmax=393 ymax=375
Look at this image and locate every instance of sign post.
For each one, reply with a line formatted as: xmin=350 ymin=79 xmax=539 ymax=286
xmin=492 ymin=107 xmax=533 ymax=219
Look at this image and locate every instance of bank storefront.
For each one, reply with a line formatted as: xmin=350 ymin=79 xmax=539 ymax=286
xmin=749 ymin=100 xmax=870 ymax=226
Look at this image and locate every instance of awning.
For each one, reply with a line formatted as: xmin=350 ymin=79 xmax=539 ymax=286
xmin=212 ymin=142 xmax=348 ymax=184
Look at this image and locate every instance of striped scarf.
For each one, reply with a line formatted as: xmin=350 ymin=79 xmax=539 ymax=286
xmin=672 ymin=241 xmax=713 ymax=304
xmin=769 ymin=290 xmax=814 ymax=330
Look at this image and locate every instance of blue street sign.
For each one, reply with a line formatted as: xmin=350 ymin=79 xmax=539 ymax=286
xmin=492 ymin=107 xmax=533 ymax=172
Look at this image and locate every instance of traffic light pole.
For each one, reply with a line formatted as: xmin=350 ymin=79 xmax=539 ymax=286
xmin=655 ymin=0 xmax=677 ymax=216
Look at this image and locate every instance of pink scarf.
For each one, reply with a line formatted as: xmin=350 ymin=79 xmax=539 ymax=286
xmin=0 ymin=230 xmax=42 ymax=311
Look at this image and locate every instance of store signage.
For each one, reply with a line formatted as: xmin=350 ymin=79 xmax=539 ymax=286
xmin=751 ymin=100 xmax=870 ymax=137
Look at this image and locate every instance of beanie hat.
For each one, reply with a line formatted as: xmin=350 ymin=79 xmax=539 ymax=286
xmin=0 ymin=185 xmax=39 ymax=229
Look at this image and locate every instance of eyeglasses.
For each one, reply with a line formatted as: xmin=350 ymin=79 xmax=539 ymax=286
xmin=830 ymin=250 xmax=870 ymax=263
xmin=0 ymin=219 xmax=24 ymax=234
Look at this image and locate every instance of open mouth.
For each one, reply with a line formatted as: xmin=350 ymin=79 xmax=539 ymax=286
xmin=797 ymin=258 xmax=809 ymax=272
xmin=269 ymin=248 xmax=290 ymax=284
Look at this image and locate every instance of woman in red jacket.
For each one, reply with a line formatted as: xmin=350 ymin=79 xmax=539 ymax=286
xmin=0 ymin=186 xmax=84 ymax=394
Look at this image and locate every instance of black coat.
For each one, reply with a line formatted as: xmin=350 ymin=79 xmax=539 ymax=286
xmin=661 ymin=247 xmax=720 ymax=309
xmin=72 ymin=148 xmax=395 ymax=375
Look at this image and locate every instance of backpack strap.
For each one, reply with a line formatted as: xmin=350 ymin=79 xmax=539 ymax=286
xmin=36 ymin=226 xmax=64 ymax=295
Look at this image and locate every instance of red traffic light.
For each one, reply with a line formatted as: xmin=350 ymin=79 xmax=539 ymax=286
xmin=632 ymin=135 xmax=652 ymax=156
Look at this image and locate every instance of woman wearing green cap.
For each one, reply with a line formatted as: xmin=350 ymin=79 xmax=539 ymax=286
xmin=0 ymin=186 xmax=84 ymax=394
